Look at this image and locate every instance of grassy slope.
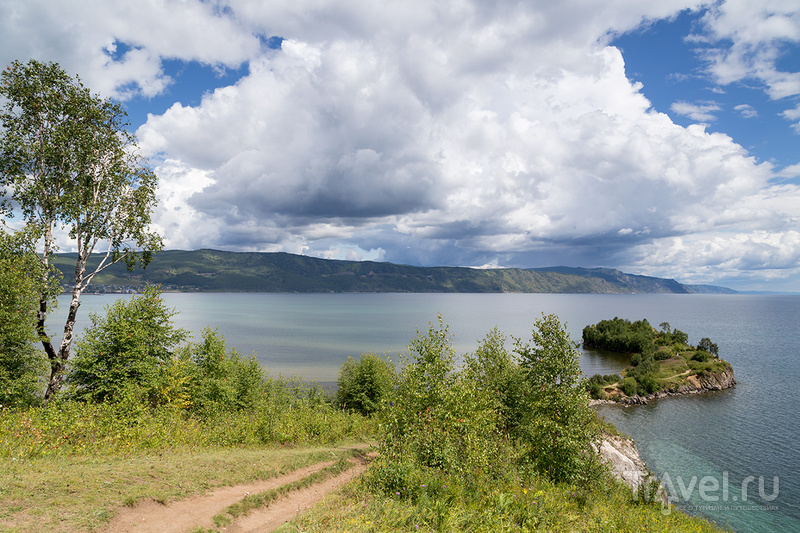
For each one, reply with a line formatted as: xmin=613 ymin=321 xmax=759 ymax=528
xmin=0 ymin=445 xmax=367 ymax=533
xmin=0 ymin=442 xmax=727 ymax=533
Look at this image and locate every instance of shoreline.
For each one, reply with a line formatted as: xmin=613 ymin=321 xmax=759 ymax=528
xmin=590 ymin=367 xmax=736 ymax=406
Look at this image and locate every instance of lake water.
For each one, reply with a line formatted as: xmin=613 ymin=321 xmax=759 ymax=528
xmin=55 ymin=292 xmax=800 ymax=532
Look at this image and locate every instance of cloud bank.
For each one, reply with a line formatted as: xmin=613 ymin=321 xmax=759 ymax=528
xmin=2 ymin=0 xmax=799 ymax=290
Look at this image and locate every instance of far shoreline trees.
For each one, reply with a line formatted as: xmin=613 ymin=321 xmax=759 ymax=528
xmin=0 ymin=59 xmax=161 ymax=402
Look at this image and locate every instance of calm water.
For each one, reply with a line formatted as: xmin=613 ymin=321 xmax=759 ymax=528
xmin=55 ymin=292 xmax=800 ymax=532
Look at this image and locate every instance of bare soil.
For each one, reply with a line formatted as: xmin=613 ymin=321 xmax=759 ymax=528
xmin=101 ymin=453 xmax=373 ymax=533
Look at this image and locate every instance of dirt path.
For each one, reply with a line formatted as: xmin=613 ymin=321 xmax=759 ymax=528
xmin=102 ymin=453 xmax=372 ymax=533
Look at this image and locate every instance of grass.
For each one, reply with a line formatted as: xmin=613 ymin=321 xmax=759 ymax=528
xmin=282 ymin=472 xmax=729 ymax=533
xmin=212 ymin=453 xmax=360 ymax=527
xmin=0 ymin=444 xmax=370 ymax=533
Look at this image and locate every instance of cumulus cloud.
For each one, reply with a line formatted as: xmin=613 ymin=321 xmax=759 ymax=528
xmin=697 ymin=0 xmax=800 ymax=132
xmin=2 ymin=0 xmax=800 ymax=289
xmin=0 ymin=0 xmax=260 ymax=99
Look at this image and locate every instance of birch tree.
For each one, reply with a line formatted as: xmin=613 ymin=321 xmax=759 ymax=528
xmin=0 ymin=59 xmax=162 ymax=402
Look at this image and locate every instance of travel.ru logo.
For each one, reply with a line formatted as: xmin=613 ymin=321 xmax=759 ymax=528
xmin=657 ymin=472 xmax=779 ymax=515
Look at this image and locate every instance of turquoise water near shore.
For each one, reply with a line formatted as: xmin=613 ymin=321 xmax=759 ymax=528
xmin=55 ymin=292 xmax=800 ymax=532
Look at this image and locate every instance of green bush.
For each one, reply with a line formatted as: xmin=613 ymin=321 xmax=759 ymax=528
xmin=464 ymin=326 xmax=529 ymax=435
xmin=67 ymin=286 xmax=187 ymax=405
xmin=379 ymin=316 xmax=506 ymax=479
xmin=334 ymin=352 xmax=395 ymax=416
xmin=0 ymin=230 xmax=54 ymax=407
xmin=588 ymin=374 xmax=621 ymax=386
xmin=620 ymin=377 xmax=638 ymax=396
xmin=180 ymin=328 xmax=265 ymax=415
xmin=516 ymin=313 xmax=599 ymax=484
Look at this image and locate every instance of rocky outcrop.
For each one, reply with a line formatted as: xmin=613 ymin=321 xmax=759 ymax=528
xmin=596 ymin=435 xmax=651 ymax=494
xmin=592 ymin=366 xmax=735 ymax=406
xmin=684 ymin=366 xmax=736 ymax=391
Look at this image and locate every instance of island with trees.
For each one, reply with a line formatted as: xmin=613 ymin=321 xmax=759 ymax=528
xmin=582 ymin=318 xmax=735 ymax=404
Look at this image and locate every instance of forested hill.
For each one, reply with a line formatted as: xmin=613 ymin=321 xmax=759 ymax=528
xmin=52 ymin=249 xmax=737 ymax=294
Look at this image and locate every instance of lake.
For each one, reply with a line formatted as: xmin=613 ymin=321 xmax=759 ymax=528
xmin=54 ymin=292 xmax=800 ymax=532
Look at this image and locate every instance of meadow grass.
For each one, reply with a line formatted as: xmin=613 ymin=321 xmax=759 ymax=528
xmin=0 ymin=397 xmax=375 ymax=533
xmin=283 ymin=472 xmax=729 ymax=533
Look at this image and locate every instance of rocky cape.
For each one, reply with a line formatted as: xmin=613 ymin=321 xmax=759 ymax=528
xmin=591 ymin=367 xmax=736 ymax=407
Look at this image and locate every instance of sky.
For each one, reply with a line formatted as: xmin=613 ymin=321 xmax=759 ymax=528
xmin=1 ymin=0 xmax=799 ymax=292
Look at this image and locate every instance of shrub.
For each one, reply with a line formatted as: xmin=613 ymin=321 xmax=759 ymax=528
xmin=67 ymin=286 xmax=187 ymax=404
xmin=181 ymin=328 xmax=265 ymax=415
xmin=378 ymin=316 xmax=506 ymax=481
xmin=621 ymin=377 xmax=638 ymax=396
xmin=464 ymin=326 xmax=529 ymax=435
xmin=334 ymin=352 xmax=395 ymax=416
xmin=0 ymin=230 xmax=55 ymax=407
xmin=516 ymin=313 xmax=599 ymax=484
xmin=653 ymin=350 xmax=673 ymax=361
xmin=588 ymin=374 xmax=621 ymax=386
xmin=635 ymin=373 xmax=659 ymax=395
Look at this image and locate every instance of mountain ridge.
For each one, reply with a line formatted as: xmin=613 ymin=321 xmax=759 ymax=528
xmin=52 ymin=249 xmax=737 ymax=294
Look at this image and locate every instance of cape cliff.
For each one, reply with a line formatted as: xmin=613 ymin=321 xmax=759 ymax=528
xmin=593 ymin=367 xmax=736 ymax=406
xmin=596 ymin=435 xmax=652 ymax=493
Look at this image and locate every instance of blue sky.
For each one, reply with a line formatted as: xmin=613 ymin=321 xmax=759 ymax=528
xmin=612 ymin=9 xmax=799 ymax=174
xmin=1 ymin=1 xmax=799 ymax=291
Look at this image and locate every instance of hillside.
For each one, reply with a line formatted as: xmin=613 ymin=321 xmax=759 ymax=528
xmin=52 ymin=249 xmax=737 ymax=294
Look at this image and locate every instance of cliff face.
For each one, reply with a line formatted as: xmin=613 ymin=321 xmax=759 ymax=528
xmin=596 ymin=435 xmax=649 ymax=492
xmin=687 ymin=366 xmax=736 ymax=391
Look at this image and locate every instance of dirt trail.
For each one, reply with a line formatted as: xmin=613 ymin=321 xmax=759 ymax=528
xmin=102 ymin=453 xmax=372 ymax=533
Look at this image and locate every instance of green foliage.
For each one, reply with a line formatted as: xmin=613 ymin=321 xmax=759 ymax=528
xmin=588 ymin=374 xmax=621 ymax=386
xmin=379 ymin=316 xmax=506 ymax=480
xmin=67 ymin=287 xmax=187 ymax=404
xmin=582 ymin=317 xmax=655 ymax=354
xmin=464 ymin=326 xmax=529 ymax=435
xmin=0 ymin=59 xmax=162 ymax=400
xmin=620 ymin=377 xmax=638 ymax=396
xmin=0 ymin=230 xmax=58 ymax=407
xmin=0 ymin=389 xmax=374 ymax=459
xmin=516 ymin=314 xmax=599 ymax=484
xmin=587 ymin=374 xmax=620 ymax=399
xmin=697 ymin=337 xmax=719 ymax=356
xmin=180 ymin=328 xmax=264 ymax=415
xmin=334 ymin=352 xmax=395 ymax=416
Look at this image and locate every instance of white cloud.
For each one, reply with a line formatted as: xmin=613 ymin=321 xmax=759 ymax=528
xmin=2 ymin=0 xmax=800 ymax=289
xmin=777 ymin=163 xmax=800 ymax=178
xmin=0 ymin=0 xmax=260 ymax=100
xmin=699 ymin=0 xmax=800 ymax=100
xmin=670 ymin=101 xmax=721 ymax=122
xmin=783 ymin=104 xmax=800 ymax=132
xmin=734 ymin=103 xmax=758 ymax=118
